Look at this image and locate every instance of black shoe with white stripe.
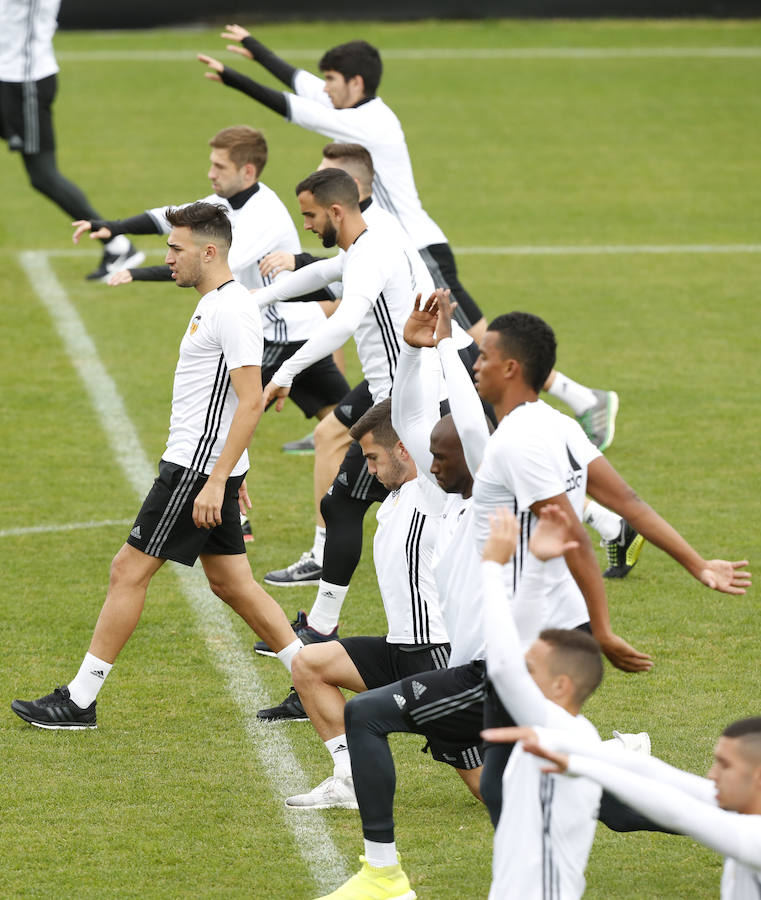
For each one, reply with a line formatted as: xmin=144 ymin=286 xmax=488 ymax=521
xmin=11 ymin=685 xmax=97 ymax=729
xmin=257 ymin=687 xmax=309 ymax=722
xmin=85 ymin=243 xmax=145 ymax=282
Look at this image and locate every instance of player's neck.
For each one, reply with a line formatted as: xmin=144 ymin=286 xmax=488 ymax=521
xmin=494 ymin=388 xmax=539 ymax=422
xmin=196 ymin=264 xmax=234 ymax=296
xmin=338 ymin=212 xmax=368 ymax=250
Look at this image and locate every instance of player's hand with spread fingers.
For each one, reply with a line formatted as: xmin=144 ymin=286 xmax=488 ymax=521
xmin=699 ymin=558 xmax=751 ymax=595
xmin=221 ymin=24 xmax=253 ymax=59
xmin=595 ymin=631 xmax=653 ymax=673
xmin=432 ymin=287 xmax=458 ymax=344
xmin=528 ymin=504 xmax=580 ymax=562
xmin=107 ymin=269 xmax=133 ymax=287
xmin=198 ymin=54 xmax=224 ymax=82
xmin=259 ymin=250 xmax=296 ymax=280
xmin=482 ymin=507 xmax=520 ymax=566
xmin=72 ymin=219 xmax=112 ymax=243
xmin=402 ymin=292 xmax=438 ymax=348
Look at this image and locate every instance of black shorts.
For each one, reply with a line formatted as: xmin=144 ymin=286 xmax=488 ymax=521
xmin=332 ymin=379 xmax=374 ymax=428
xmin=262 ymin=340 xmax=349 ymax=419
xmin=126 ymin=460 xmax=246 ymax=566
xmin=0 ymin=74 xmax=56 ymax=154
xmin=419 ymin=243 xmax=483 ymax=332
xmin=341 ymin=636 xmax=450 ymax=691
xmin=399 ymin=660 xmax=486 ymax=770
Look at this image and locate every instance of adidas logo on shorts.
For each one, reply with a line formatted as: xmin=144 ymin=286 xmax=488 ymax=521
xmin=411 ymin=681 xmax=427 ymax=700
xmin=130 ymin=525 xmax=141 ymax=539
xmin=393 ymin=693 xmax=406 ymax=710
xmin=340 ymin=404 xmax=353 ymax=418
xmin=337 ymin=472 xmax=349 ymax=486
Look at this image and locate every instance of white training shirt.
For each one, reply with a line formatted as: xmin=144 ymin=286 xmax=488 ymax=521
xmin=260 ymin=227 xmax=420 ymax=403
xmin=391 ymin=340 xmax=488 ymax=665
xmin=482 ymin=560 xmax=602 ymax=900
xmin=148 ymin=183 xmax=325 ymax=344
xmin=163 ymin=280 xmax=263 ymax=477
xmin=0 ymin=0 xmax=59 ymax=82
xmin=373 ymin=473 xmax=448 ymax=645
xmin=535 ymin=730 xmax=761 ymax=900
xmin=288 ymin=69 xmax=448 ymax=250
xmin=472 ymin=399 xmax=601 ymax=630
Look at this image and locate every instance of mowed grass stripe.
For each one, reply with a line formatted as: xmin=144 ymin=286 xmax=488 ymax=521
xmin=56 ymin=47 xmax=761 ymax=63
xmin=19 ymin=250 xmax=349 ymax=895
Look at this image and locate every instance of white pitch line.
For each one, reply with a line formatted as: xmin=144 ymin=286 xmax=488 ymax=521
xmin=19 ymin=250 xmax=348 ymax=894
xmin=31 ymin=243 xmax=761 ymax=259
xmin=0 ymin=518 xmax=133 ymax=539
xmin=56 ymin=46 xmax=761 ymax=63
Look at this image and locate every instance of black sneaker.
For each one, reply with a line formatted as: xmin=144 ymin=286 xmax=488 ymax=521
xmin=257 ymin=687 xmax=308 ymax=722
xmin=264 ymin=550 xmax=323 ymax=586
xmin=603 ymin=521 xmax=645 ymax=578
xmin=281 ymin=432 xmax=315 ymax=454
xmin=11 ymin=685 xmax=97 ymax=729
xmin=85 ymin=243 xmax=145 ymax=281
xmin=254 ymin=610 xmax=340 ymax=657
xmin=242 ymin=518 xmax=254 ymax=544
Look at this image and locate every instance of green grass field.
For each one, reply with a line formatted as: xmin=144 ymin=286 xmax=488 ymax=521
xmin=1 ymin=17 xmax=760 ymax=899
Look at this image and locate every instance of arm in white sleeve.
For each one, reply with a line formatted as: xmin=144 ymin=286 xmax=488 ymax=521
xmin=391 ymin=344 xmax=439 ymax=487
xmin=272 ymin=294 xmax=372 ymax=388
xmin=569 ymin=755 xmax=761 ymax=867
xmin=256 ymin=257 xmax=344 ymax=308
xmin=536 ymin=726 xmax=717 ymax=804
xmin=437 ymin=337 xmax=489 ymax=477
xmin=482 ymin=560 xmax=550 ymax=725
xmin=509 ymin=553 xmax=548 ymax=651
xmin=286 ymin=93 xmax=378 ymax=143
xmin=292 ymin=69 xmax=333 ymax=103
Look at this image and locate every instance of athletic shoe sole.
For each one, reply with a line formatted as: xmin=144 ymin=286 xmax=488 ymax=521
xmin=11 ymin=704 xmax=96 ymax=729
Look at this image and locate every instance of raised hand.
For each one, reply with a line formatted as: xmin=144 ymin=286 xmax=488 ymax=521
xmin=402 ymin=292 xmax=438 ymax=348
xmin=482 ymin=507 xmax=520 ymax=566
xmin=198 ymin=54 xmax=224 ymax=82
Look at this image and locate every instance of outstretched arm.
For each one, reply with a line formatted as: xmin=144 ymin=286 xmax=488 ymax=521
xmin=198 ymin=55 xmax=289 ymax=117
xmin=220 ymin=25 xmax=299 ymax=87
xmin=587 ymin=456 xmax=751 ymax=595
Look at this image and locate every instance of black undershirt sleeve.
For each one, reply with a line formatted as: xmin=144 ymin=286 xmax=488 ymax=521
xmin=240 ymin=36 xmax=298 ymax=88
xmin=219 ymin=66 xmax=288 ymax=118
xmin=293 ymin=251 xmax=324 ymax=270
xmin=129 ymin=265 xmax=173 ymax=282
xmin=91 ymin=212 xmax=162 ymax=237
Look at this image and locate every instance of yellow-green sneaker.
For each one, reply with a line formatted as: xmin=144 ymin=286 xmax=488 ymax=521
xmin=316 ymin=855 xmax=416 ymax=899
xmin=603 ymin=521 xmax=645 ymax=578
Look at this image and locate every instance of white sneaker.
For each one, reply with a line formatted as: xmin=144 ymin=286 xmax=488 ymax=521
xmin=612 ymin=730 xmax=651 ymax=755
xmin=285 ymin=774 xmax=358 ymax=810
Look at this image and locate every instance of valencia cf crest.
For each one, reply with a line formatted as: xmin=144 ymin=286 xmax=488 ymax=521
xmin=189 ymin=315 xmax=201 ymax=335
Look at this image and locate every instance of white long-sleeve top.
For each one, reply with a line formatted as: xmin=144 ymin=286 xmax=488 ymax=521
xmin=391 ymin=340 xmax=487 ymax=664
xmin=482 ymin=560 xmax=601 ymax=900
xmin=288 ymin=69 xmax=447 ymax=250
xmin=538 ymin=729 xmax=761 ymax=899
xmin=0 ymin=0 xmax=59 ymax=82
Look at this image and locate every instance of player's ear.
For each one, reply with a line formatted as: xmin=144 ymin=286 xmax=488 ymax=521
xmin=203 ymin=242 xmax=217 ymax=262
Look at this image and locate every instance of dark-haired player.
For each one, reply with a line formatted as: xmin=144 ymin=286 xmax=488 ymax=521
xmin=198 ymin=28 xmax=621 ymax=450
xmin=492 ymin=717 xmax=761 ymax=898
xmin=12 ymin=203 xmax=303 ymax=729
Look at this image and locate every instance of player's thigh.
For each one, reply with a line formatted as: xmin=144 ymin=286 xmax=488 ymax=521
xmin=292 ymin=639 xmax=368 ymax=693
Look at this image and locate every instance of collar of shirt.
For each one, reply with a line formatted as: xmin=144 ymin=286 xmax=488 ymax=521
xmin=228 ymin=183 xmax=260 ymax=210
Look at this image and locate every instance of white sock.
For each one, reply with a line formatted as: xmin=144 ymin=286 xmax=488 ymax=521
xmin=363 ymin=839 xmax=398 ymax=869
xmin=546 ymin=370 xmax=597 ymax=415
xmin=583 ymin=500 xmax=623 ymax=542
xmin=311 ymin=526 xmax=327 ymax=566
xmin=326 ymin=733 xmax=352 ymax=778
xmin=104 ymin=234 xmax=130 ymax=255
xmin=68 ymin=652 xmax=113 ymax=708
xmin=276 ymin=637 xmax=304 ymax=673
xmin=308 ymin=580 xmax=348 ymax=634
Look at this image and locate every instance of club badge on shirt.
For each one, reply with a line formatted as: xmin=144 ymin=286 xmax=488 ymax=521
xmin=189 ymin=315 xmax=201 ymax=335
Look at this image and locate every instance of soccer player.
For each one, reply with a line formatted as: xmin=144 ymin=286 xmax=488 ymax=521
xmin=71 ymin=125 xmax=348 ymax=432
xmin=489 ymin=718 xmax=761 ymax=898
xmin=283 ymin=398 xmax=450 ymax=813
xmin=0 ymin=0 xmax=142 ymax=280
xmin=11 ymin=202 xmax=303 ymax=729
xmin=468 ymin=303 xmax=750 ymax=825
xmin=319 ymin=505 xmax=604 ymax=900
xmin=198 ymin=28 xmax=620 ymax=450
